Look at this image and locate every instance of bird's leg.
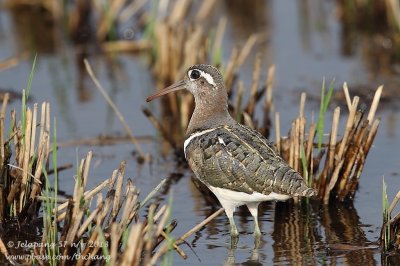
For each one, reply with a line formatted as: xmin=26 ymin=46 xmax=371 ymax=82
xmin=253 ymin=219 xmax=261 ymax=238
xmin=246 ymin=202 xmax=261 ymax=237
xmin=230 ymin=234 xmax=238 ymax=249
xmin=218 ymin=199 xmax=239 ymax=237
xmin=225 ymin=207 xmax=239 ymax=248
xmin=228 ymin=216 xmax=239 ymax=237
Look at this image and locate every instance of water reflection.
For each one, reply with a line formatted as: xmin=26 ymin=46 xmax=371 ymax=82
xmin=223 ymin=0 xmax=270 ymax=40
xmin=8 ymin=6 xmax=60 ymax=54
xmin=321 ymin=202 xmax=376 ymax=265
xmin=272 ymin=200 xmax=377 ymax=265
xmin=223 ymin=245 xmax=262 ymax=266
xmin=336 ymin=0 xmax=398 ymax=76
xmin=76 ymin=50 xmax=92 ymax=102
xmin=187 ymin=173 xmax=380 ymax=265
xmin=382 ymin=253 xmax=400 ymax=266
xmin=272 ymin=201 xmax=317 ymax=265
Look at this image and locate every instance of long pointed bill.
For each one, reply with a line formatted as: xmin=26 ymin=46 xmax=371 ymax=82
xmin=146 ymin=80 xmax=186 ymax=102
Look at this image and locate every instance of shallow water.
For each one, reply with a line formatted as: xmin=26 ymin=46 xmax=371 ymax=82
xmin=1 ymin=0 xmax=400 ymax=265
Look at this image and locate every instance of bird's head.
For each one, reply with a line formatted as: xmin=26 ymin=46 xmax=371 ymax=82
xmin=146 ymin=64 xmax=227 ymax=106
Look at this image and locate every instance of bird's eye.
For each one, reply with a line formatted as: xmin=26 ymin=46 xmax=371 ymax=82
xmin=189 ymin=70 xmax=201 ymax=80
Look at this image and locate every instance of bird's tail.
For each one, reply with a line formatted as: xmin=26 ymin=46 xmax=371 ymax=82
xmin=300 ymin=187 xmax=317 ymax=197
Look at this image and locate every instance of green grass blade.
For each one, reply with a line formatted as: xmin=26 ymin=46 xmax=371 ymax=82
xmin=26 ymin=54 xmax=37 ymax=99
xmin=97 ymin=226 xmax=111 ymax=266
xmin=209 ymin=29 xmax=222 ymax=66
xmin=21 ymin=90 xmax=26 ymax=136
xmin=300 ymin=146 xmax=310 ymax=186
xmin=21 ymin=54 xmax=37 ymax=137
xmin=212 ymin=47 xmax=222 ymax=67
xmin=323 ymin=79 xmax=335 ymax=111
xmin=121 ymin=228 xmax=130 ymax=250
xmin=382 ymin=177 xmax=390 ymax=252
xmin=52 ymin=117 xmax=58 ymax=259
xmin=41 ymin=117 xmax=59 ymax=265
xmin=161 ymin=191 xmax=174 ymax=266
xmin=143 ymin=0 xmax=157 ymax=38
xmin=316 ymin=78 xmax=335 ymax=150
xmin=140 ymin=178 xmax=167 ymax=208
xmin=316 ymin=78 xmax=326 ymax=150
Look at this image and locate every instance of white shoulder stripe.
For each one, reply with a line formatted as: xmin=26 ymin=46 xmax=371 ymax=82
xmin=183 ymin=128 xmax=218 ymax=158
xmin=218 ymin=136 xmax=226 ymax=145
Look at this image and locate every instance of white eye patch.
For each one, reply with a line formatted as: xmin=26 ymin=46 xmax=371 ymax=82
xmin=188 ymin=69 xmax=216 ymax=87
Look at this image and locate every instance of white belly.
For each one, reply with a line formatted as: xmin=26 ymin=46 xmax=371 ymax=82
xmin=208 ymin=185 xmax=291 ymax=204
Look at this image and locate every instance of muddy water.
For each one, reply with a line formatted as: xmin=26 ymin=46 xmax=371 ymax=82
xmin=1 ymin=0 xmax=400 ymax=265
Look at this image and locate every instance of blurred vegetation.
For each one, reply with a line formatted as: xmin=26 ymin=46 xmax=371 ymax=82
xmin=1 ymin=0 xmax=400 ymax=263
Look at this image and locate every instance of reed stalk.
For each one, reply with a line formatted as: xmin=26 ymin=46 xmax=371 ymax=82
xmin=275 ymin=83 xmax=382 ymax=204
xmin=84 ymin=59 xmax=147 ymax=163
xmin=380 ymin=178 xmax=400 ymax=253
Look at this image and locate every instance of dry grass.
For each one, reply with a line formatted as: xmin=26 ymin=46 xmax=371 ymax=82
xmin=0 ymin=64 xmax=223 ymax=266
xmin=0 ymin=120 xmax=223 ymax=265
xmin=0 ymin=147 xmax=180 ymax=265
xmin=3 ymin=0 xmax=150 ymax=50
xmin=33 ymin=152 xmax=175 ymax=266
xmin=276 ymin=84 xmax=382 ymax=204
xmin=381 ymin=182 xmax=400 ymax=254
xmin=84 ymin=59 xmax=148 ymax=163
xmin=0 ymin=93 xmax=52 ymax=221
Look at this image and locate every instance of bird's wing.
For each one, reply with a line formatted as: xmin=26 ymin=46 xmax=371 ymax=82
xmin=185 ymin=127 xmax=254 ymax=194
xmin=185 ymin=124 xmax=315 ymax=197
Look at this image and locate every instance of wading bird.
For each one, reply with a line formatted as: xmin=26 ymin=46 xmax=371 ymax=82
xmin=147 ymin=64 xmax=315 ymax=239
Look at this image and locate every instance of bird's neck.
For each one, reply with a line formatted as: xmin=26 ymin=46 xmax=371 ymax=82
xmin=187 ymin=97 xmax=234 ymax=135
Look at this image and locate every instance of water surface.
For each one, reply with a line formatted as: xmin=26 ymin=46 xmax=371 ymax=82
xmin=1 ymin=0 xmax=400 ymax=265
